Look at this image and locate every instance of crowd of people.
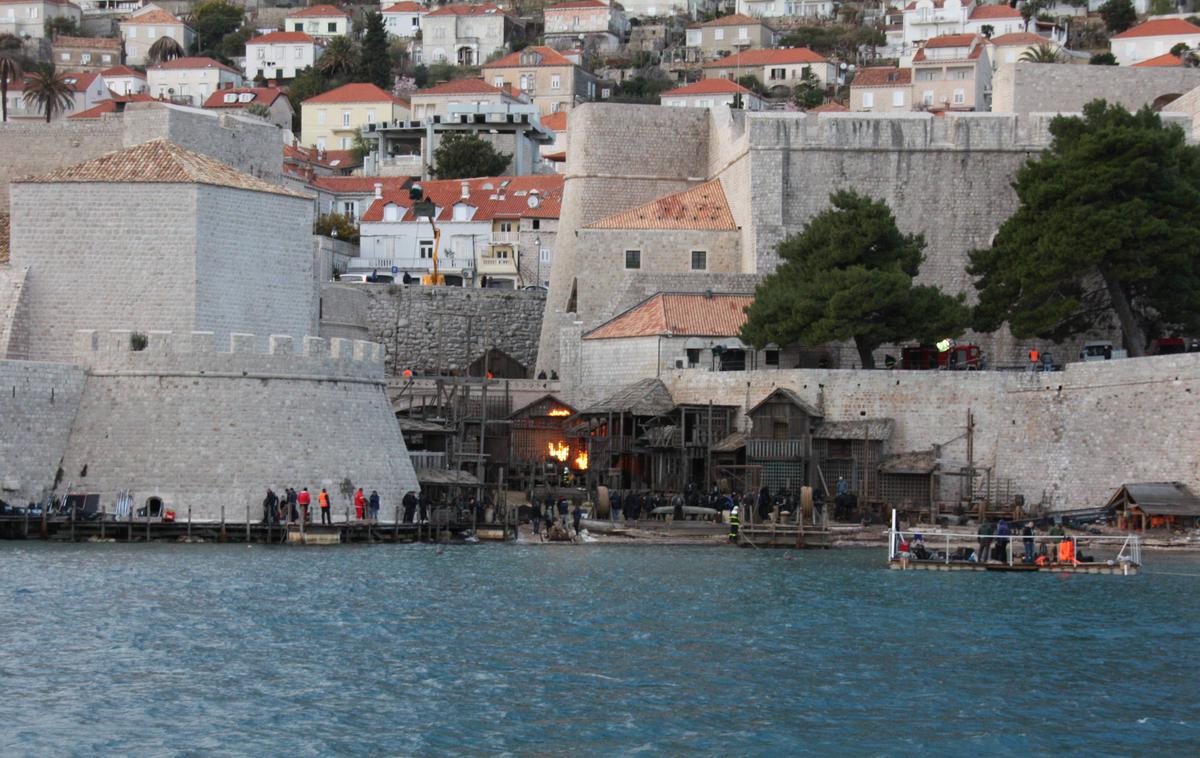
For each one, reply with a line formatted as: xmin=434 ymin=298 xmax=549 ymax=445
xmin=896 ymin=519 xmax=1088 ymax=565
xmin=259 ymin=486 xmax=386 ymax=526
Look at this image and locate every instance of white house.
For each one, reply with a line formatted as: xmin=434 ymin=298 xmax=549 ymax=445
xmin=5 ymin=70 xmax=109 ymax=120
xmin=244 ymin=31 xmax=323 ymax=81
xmin=285 ymin=4 xmax=351 ymax=40
xmin=1111 ymin=18 xmax=1200 ymax=66
xmin=147 ymin=56 xmax=243 ymax=106
xmin=101 ymin=65 xmax=147 ymax=95
xmin=381 ymin=1 xmax=425 ymax=38
xmin=120 ymin=4 xmax=197 ymax=66
xmin=735 ymin=0 xmax=833 ymax=20
xmin=660 ymin=78 xmax=767 ymax=109
xmin=963 ymin=3 xmax=1023 ymax=38
xmin=0 ymin=0 xmax=82 ymax=40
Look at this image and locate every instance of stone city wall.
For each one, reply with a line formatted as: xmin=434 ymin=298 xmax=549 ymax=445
xmin=991 ymin=62 xmax=1200 ymax=117
xmin=60 ymin=330 xmax=419 ymax=521
xmin=331 ymin=284 xmax=548 ymax=377
xmin=0 ymin=359 xmax=87 ymax=506
xmin=661 ymin=352 xmax=1200 ymax=512
xmin=0 ymin=266 xmax=30 ymax=360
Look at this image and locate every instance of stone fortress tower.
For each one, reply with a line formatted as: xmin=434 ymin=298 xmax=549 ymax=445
xmin=0 ymin=136 xmax=419 ymax=518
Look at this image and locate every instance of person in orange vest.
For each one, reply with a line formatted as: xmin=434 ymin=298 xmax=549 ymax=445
xmin=1028 ymin=348 xmax=1040 ymax=372
xmin=319 ymin=488 xmax=332 ymax=525
xmin=354 ymin=487 xmax=365 ymax=521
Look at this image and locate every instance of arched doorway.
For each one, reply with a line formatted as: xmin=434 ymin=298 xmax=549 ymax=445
xmin=1152 ymin=93 xmax=1183 ymax=112
xmin=457 ymin=47 xmax=475 ymax=66
xmin=144 ymin=496 xmax=163 ymax=518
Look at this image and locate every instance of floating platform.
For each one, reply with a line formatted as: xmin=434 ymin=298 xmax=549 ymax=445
xmin=888 ymin=559 xmax=1138 ymax=575
xmin=739 ymin=524 xmax=833 ymax=549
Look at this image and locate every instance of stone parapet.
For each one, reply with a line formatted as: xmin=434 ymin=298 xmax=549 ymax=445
xmin=73 ymin=330 xmax=386 ymax=383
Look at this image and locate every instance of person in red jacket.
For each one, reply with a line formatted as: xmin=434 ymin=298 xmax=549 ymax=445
xmin=354 ymin=487 xmax=365 ymax=521
xmin=297 ymin=488 xmax=311 ymax=523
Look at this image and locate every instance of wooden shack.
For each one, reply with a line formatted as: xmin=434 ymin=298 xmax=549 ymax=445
xmin=468 ymin=347 xmax=527 ymax=379
xmin=503 ymin=394 xmax=581 ymax=489
xmin=745 ymin=388 xmax=821 ymax=492
xmin=573 ymin=378 xmax=677 ymax=491
xmin=1104 ymin=482 xmax=1200 ymax=530
xmin=811 ymin=418 xmax=893 ymax=500
xmin=878 ymin=450 xmax=938 ymax=516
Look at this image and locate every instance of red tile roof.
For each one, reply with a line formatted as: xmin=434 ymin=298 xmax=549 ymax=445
xmin=546 ymin=0 xmax=607 ymax=8
xmin=247 ymin=31 xmax=318 ymax=44
xmin=360 ymin=175 xmax=564 ymax=223
xmin=925 ymin=33 xmax=978 ymax=48
xmin=285 ymin=144 xmax=361 ymax=170
xmin=415 ymin=77 xmax=506 ymax=95
xmin=585 ymin=293 xmax=754 ymax=340
xmin=540 ymin=110 xmax=568 ymax=131
xmin=425 ymin=2 xmax=504 ymax=17
xmin=303 ymin=82 xmax=408 ymax=105
xmin=851 ymin=66 xmax=911 ymax=86
xmin=701 ymin=12 xmax=765 ymax=26
xmin=203 ymin=87 xmax=288 ymax=108
xmin=309 ymin=175 xmax=410 ymax=193
xmin=289 ymin=3 xmax=348 ymax=18
xmin=808 ymin=101 xmax=849 ymax=112
xmin=663 ymin=78 xmax=754 ymax=97
xmin=1133 ymin=52 xmax=1184 ymax=67
xmin=102 ymin=65 xmax=145 ymax=78
xmin=123 ymin=8 xmax=189 ymax=26
xmin=1112 ymin=18 xmax=1200 ymax=39
xmin=703 ymin=47 xmax=827 ymax=67
xmin=52 ymin=35 xmax=120 ymax=50
xmin=903 ymin=0 xmax=944 ymax=8
xmin=987 ymin=31 xmax=1046 ymax=46
xmin=17 ymin=138 xmax=311 ymax=198
xmin=968 ymin=3 xmax=1021 ymax=20
xmin=149 ymin=56 xmax=240 ymax=75
xmin=61 ymin=71 xmax=100 ymax=92
xmin=586 ymin=179 xmax=735 ymax=231
xmin=68 ymin=93 xmax=156 ymax=119
xmin=381 ymin=1 xmax=425 ymax=11
xmin=484 ymin=45 xmax=574 ymax=69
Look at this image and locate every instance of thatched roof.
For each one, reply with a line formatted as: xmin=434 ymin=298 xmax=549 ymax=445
xmin=585 ymin=378 xmax=676 ymax=416
xmin=748 ymin=387 xmax=821 ymax=418
xmin=1104 ymin=482 xmax=1200 ymax=517
xmin=711 ymin=430 xmax=748 ymax=453
xmin=813 ymin=418 xmax=894 ymax=441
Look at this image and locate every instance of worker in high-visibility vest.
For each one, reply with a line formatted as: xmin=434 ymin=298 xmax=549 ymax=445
xmin=729 ymin=506 xmax=740 ymax=543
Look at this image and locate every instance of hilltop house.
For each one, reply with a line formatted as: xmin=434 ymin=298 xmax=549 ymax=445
xmin=850 ymin=66 xmax=912 ymax=112
xmin=147 ymin=56 xmax=243 ymax=106
xmin=543 ymin=0 xmax=628 ymax=53
xmin=1111 ymin=19 xmax=1200 ymax=66
xmin=416 ymin=3 xmax=516 ymax=66
xmin=986 ymin=31 xmax=1057 ymax=66
xmin=301 ymin=82 xmax=410 ymax=150
xmin=119 ymin=4 xmax=195 ymax=66
xmin=381 ymin=1 xmax=425 ymax=39
xmin=101 ymin=65 xmax=146 ymax=95
xmin=685 ymin=14 xmax=777 ymax=62
xmin=703 ymin=47 xmax=834 ymax=93
xmin=0 ymin=0 xmax=81 ymax=39
xmin=285 ymin=4 xmax=350 ymax=40
xmin=51 ymin=35 xmax=121 ymax=72
xmin=202 ymin=86 xmax=294 ymax=129
xmin=244 ymin=31 xmax=324 ymax=81
xmin=734 ymin=0 xmax=832 ymax=19
xmin=483 ymin=45 xmax=599 ymax=115
xmin=408 ymin=78 xmax=524 ymax=120
xmin=911 ymin=33 xmax=990 ymax=111
xmin=661 ymin=78 xmax=767 ymax=110
xmin=4 ymin=70 xmax=110 ymax=120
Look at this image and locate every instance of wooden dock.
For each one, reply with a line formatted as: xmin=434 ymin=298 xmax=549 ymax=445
xmin=0 ymin=514 xmax=515 ymax=545
xmin=888 ymin=559 xmax=1138 ymax=575
xmin=738 ymin=523 xmax=832 ymax=549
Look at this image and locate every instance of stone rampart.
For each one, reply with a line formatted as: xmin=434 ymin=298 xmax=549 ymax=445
xmin=60 ymin=330 xmax=418 ymax=521
xmin=992 ymin=62 xmax=1200 ymax=117
xmin=0 ymin=359 xmax=87 ymax=506
xmin=663 ymin=353 xmax=1200 ymax=512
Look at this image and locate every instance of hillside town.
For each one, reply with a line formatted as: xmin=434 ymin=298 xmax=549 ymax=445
xmin=2 ymin=0 xmax=1200 ymax=549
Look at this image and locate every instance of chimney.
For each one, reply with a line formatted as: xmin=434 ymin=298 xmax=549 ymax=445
xmin=374 ymin=182 xmax=383 ymax=200
xmin=461 ymin=181 xmax=470 ymax=199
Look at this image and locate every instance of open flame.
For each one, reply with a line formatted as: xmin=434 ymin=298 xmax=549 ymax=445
xmin=547 ymin=441 xmax=570 ymax=461
xmin=548 ymin=408 xmax=571 ymax=417
xmin=573 ymin=451 xmax=588 ymax=470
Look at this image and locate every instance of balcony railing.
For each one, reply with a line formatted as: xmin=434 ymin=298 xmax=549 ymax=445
xmin=491 ymin=232 xmax=519 ymax=244
xmin=477 ymin=254 xmax=517 ymax=274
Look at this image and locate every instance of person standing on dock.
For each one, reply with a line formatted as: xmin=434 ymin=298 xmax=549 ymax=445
xmin=611 ymin=490 xmax=622 ymax=522
xmin=318 ymin=488 xmax=331 ymax=525
xmin=557 ymin=497 xmax=569 ymax=529
xmin=402 ymin=491 xmax=417 ymax=523
xmin=298 ymin=488 xmax=311 ymax=523
xmin=262 ymin=489 xmax=277 ymax=524
xmin=286 ymin=488 xmax=298 ymax=523
xmin=995 ymin=519 xmax=1011 ymax=562
xmin=978 ymin=519 xmax=994 ymax=563
xmin=1022 ymin=522 xmax=1036 ymax=563
xmin=530 ymin=497 xmax=541 ymax=537
xmin=572 ymin=501 xmax=583 ymax=537
xmin=369 ymin=490 xmax=380 ymax=522
xmin=417 ymin=492 xmax=428 ymax=524
xmin=354 ymin=488 xmax=366 ymax=521
xmin=729 ymin=506 xmax=739 ymax=542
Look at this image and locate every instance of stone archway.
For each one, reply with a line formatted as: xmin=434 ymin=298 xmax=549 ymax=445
xmin=1151 ymin=93 xmax=1183 ymax=112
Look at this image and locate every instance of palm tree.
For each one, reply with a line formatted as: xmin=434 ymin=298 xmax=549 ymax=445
xmin=147 ymin=35 xmax=185 ymax=65
xmin=318 ymin=35 xmax=358 ymax=78
xmin=0 ymin=34 xmax=23 ymax=123
xmin=22 ymin=64 xmax=74 ymax=122
xmin=1019 ymin=42 xmax=1063 ymax=64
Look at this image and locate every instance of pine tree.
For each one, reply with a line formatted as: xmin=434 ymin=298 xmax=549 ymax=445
xmin=357 ymin=11 xmax=392 ymax=90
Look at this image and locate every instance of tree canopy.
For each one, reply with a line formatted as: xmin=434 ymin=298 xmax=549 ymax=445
xmin=741 ymin=191 xmax=968 ymax=369
xmin=190 ymin=0 xmax=244 ymax=54
xmin=432 ymin=132 xmax=512 ymax=179
xmin=968 ymin=100 xmax=1200 ymax=355
xmin=1099 ymin=0 xmax=1137 ymax=34
xmin=22 ymin=63 xmax=74 ymax=122
xmin=1089 ymin=52 xmax=1118 ymax=65
xmin=357 ymin=11 xmax=392 ymax=89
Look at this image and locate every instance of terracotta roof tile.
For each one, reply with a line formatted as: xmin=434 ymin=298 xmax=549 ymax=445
xmin=851 ymin=66 xmax=912 ymax=86
xmin=289 ymin=3 xmax=348 ymax=18
xmin=149 ymin=56 xmax=240 ymax=75
xmin=968 ymin=3 xmax=1021 ymax=19
xmin=52 ymin=35 xmax=120 ymax=49
xmin=415 ymin=77 xmax=506 ymax=95
xmin=248 ymin=31 xmax=318 ymax=44
xmin=68 ymin=93 xmax=156 ymax=119
xmin=102 ymin=65 xmax=145 ymax=78
xmin=1133 ymin=52 xmax=1184 ymax=67
xmin=987 ymin=32 xmax=1046 ymax=46
xmin=61 ymin=71 xmax=100 ymax=92
xmin=425 ymin=3 xmax=504 ymax=17
xmin=663 ymin=78 xmax=753 ymax=96
xmin=381 ymin=1 xmax=425 ymax=11
xmin=585 ymin=179 xmax=736 ymax=231
xmin=303 ymin=82 xmax=407 ymax=105
xmin=1112 ymin=18 xmax=1200 ymax=39
xmin=285 ymin=144 xmax=360 ymax=170
xmin=484 ymin=45 xmax=574 ymax=69
xmin=925 ymin=33 xmax=978 ymax=48
xmin=703 ymin=47 xmax=827 ymax=67
xmin=203 ymin=87 xmax=288 ymax=108
xmin=584 ymin=293 xmax=754 ymax=340
xmin=540 ymin=110 xmax=568 ymax=131
xmin=17 ymin=139 xmax=311 ymax=199
xmin=123 ymin=8 xmax=189 ymax=27
xmin=360 ymin=175 xmax=563 ymax=222
xmin=808 ymin=101 xmax=849 ymax=112
xmin=546 ymin=0 xmax=607 ymax=8
xmin=309 ymin=175 xmax=410 ymax=193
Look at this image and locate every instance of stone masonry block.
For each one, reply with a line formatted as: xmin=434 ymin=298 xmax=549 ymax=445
xmin=230 ymin=333 xmax=256 ymax=353
xmin=146 ymin=331 xmax=172 ymax=352
xmin=189 ymin=331 xmax=215 ymax=354
xmin=303 ymin=336 xmax=327 ymax=358
xmin=330 ymin=337 xmax=353 ymax=361
xmin=73 ymin=330 xmax=97 ymax=358
xmin=104 ymin=330 xmax=132 ymax=353
xmin=269 ymin=335 xmax=295 ymax=356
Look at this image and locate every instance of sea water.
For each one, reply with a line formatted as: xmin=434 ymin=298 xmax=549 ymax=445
xmin=2 ymin=543 xmax=1197 ymax=756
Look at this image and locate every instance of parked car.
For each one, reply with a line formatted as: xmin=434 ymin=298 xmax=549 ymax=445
xmin=1147 ymin=337 xmax=1187 ymax=356
xmin=900 ymin=344 xmax=984 ymax=370
xmin=1080 ymin=340 xmax=1127 ymax=361
xmin=338 ymin=273 xmax=395 ymax=284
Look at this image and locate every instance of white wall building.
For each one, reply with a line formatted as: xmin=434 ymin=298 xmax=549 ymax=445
xmin=1111 ymin=19 xmax=1200 ymax=66
xmin=660 ymin=78 xmax=767 ymax=109
xmin=735 ymin=0 xmax=833 ymax=19
xmin=101 ymin=65 xmax=147 ymax=95
xmin=381 ymin=1 xmax=425 ymax=38
xmin=120 ymin=4 xmax=196 ymax=66
xmin=147 ymin=57 xmax=244 ymax=106
xmin=244 ymin=31 xmax=323 ymax=81
xmin=284 ymin=3 xmax=351 ymax=40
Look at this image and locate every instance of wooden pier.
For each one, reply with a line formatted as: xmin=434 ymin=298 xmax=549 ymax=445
xmin=887 ymin=559 xmax=1138 ymax=575
xmin=738 ymin=523 xmax=833 ymax=549
xmin=0 ymin=513 xmax=516 ymax=545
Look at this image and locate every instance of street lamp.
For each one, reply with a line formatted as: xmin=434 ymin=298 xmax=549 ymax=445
xmin=534 ymin=235 xmax=542 ymax=287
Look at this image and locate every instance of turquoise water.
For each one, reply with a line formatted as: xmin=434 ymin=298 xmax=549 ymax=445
xmin=2 ymin=543 xmax=1198 ymax=756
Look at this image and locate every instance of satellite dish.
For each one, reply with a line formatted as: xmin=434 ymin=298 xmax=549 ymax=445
xmin=527 ymin=194 xmax=540 ymax=209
